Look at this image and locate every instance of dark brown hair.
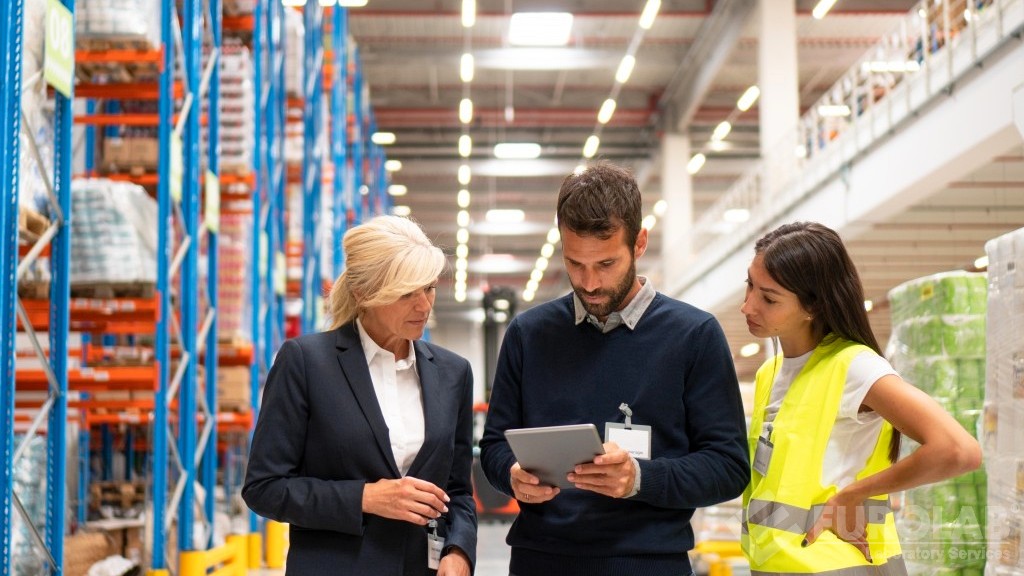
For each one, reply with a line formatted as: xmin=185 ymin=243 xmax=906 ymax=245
xmin=556 ymin=161 xmax=641 ymax=247
xmin=755 ymin=221 xmax=900 ymax=462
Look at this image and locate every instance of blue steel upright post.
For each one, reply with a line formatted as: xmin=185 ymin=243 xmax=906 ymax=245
xmin=330 ymin=7 xmax=348 ymax=279
xmin=302 ymin=2 xmax=324 ymax=334
xmin=152 ymin=0 xmax=174 ymax=568
xmin=0 ymin=1 xmax=24 ymax=573
xmin=202 ymin=0 xmax=223 ymax=548
xmin=351 ymin=52 xmax=364 ymax=225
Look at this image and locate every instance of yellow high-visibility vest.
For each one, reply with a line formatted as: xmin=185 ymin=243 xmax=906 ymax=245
xmin=741 ymin=336 xmax=907 ymax=576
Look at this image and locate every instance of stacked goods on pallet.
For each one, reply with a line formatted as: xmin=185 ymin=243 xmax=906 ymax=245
xmin=12 ymin=436 xmax=47 ymax=575
xmin=201 ymin=211 xmax=252 ymax=343
xmin=983 ymin=227 xmax=1024 ymax=574
xmin=76 ymin=0 xmax=161 ymax=49
xmin=218 ymin=44 xmax=256 ymax=174
xmin=888 ymin=272 xmax=988 ymax=576
xmin=69 ymin=179 xmax=157 ymax=294
xmin=285 ymin=8 xmax=305 ymax=164
xmin=223 ymin=0 xmax=257 ymax=16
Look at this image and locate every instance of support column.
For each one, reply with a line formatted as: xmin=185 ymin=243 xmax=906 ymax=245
xmin=660 ymin=132 xmax=694 ymax=287
xmin=757 ymin=0 xmax=800 ymax=196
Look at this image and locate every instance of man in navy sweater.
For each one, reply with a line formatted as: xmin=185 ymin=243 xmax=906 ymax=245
xmin=480 ymin=161 xmax=749 ymax=576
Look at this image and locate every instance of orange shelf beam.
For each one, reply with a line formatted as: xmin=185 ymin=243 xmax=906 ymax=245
xmin=16 ymin=366 xmax=155 ymax=391
xmin=76 ymin=81 xmax=183 ymax=100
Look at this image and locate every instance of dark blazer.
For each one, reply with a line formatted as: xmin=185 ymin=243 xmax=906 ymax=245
xmin=242 ymin=323 xmax=477 ymax=575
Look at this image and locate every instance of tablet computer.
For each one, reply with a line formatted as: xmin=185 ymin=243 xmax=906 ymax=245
xmin=504 ymin=423 xmax=606 ymax=489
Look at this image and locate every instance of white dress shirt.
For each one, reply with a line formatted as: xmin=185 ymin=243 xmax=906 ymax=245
xmin=356 ymin=319 xmax=425 ymax=476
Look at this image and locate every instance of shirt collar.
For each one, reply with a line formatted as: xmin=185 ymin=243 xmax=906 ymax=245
xmin=573 ymin=276 xmax=656 ymax=332
xmin=356 ymin=318 xmax=417 ymax=368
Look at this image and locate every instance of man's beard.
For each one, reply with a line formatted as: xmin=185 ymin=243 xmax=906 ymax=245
xmin=573 ymin=258 xmax=636 ymax=319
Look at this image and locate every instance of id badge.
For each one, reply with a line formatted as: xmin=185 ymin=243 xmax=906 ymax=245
xmin=753 ymin=434 xmax=773 ymax=476
xmin=605 ymin=422 xmax=652 ymax=460
xmin=427 ymin=532 xmax=445 ymax=570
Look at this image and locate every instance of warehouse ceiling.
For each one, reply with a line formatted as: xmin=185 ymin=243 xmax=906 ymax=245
xmin=345 ymin=1 xmax=1024 ymax=379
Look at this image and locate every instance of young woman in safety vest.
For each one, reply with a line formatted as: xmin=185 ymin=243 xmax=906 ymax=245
xmin=739 ymin=221 xmax=981 ymax=575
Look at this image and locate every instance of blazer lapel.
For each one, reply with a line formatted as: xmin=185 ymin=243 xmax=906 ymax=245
xmin=334 ymin=324 xmax=401 ymax=478
xmin=407 ymin=340 xmax=442 ymax=476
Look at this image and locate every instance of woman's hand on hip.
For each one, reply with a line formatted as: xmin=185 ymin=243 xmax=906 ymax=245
xmin=361 ymin=476 xmax=449 ymax=525
xmin=803 ymin=492 xmax=872 ymax=563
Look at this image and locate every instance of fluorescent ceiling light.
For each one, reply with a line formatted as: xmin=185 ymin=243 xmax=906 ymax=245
xmin=282 ymin=0 xmax=306 ymax=6
xmin=456 ymin=228 xmax=469 ymax=244
xmin=509 ymin=12 xmax=574 ymax=46
xmin=737 ymin=85 xmax=760 ymax=111
xmin=392 ymin=205 xmax=411 ymax=217
xmin=458 ymin=164 xmax=471 ymax=185
xmin=485 ymin=209 xmax=525 ymax=223
xmin=739 ymin=342 xmax=761 ymax=358
xmin=460 ymin=53 xmax=475 ymax=82
xmin=641 ymin=215 xmax=657 ymax=230
xmin=459 ymin=98 xmax=473 ymax=124
xmin=794 ymin=144 xmax=808 ymax=158
xmin=709 ymin=140 xmax=730 ymax=152
xmin=863 ymin=300 xmax=874 ymax=312
xmin=711 ymin=121 xmax=732 ymax=142
xmin=597 ymin=99 xmax=617 ymax=124
xmin=469 ymin=221 xmax=550 ymax=236
xmin=455 ymin=269 xmax=467 ymax=282
xmin=639 ymin=0 xmax=661 ymax=29
xmin=811 ymin=0 xmax=838 ymax=19
xmin=687 ymin=153 xmax=706 ymax=175
xmin=459 ymin=134 xmax=472 ymax=158
xmin=456 ymin=258 xmax=468 ymax=272
xmin=336 ymin=0 xmax=369 ymax=5
xmin=547 ymin=228 xmax=560 ymax=244
xmin=387 ymin=184 xmax=407 ymax=197
xmin=540 ymin=243 xmax=554 ymax=258
xmin=615 ymin=55 xmax=636 ymax=84
xmin=861 ymin=60 xmax=921 ymax=73
xmin=653 ymin=199 xmax=667 ymax=216
xmin=493 ymin=143 xmax=541 ymax=159
xmin=535 ymin=257 xmax=549 ymax=271
xmin=582 ymin=135 xmax=600 ymax=159
xmin=384 ymin=159 xmax=402 ymax=172
xmin=723 ymin=208 xmax=750 ymax=223
xmin=474 ymin=48 xmax=614 ymax=71
xmin=455 ymin=291 xmax=467 ymax=303
xmin=974 ymin=255 xmax=989 ymax=269
xmin=573 ymin=164 xmax=586 ymax=175
xmin=457 ymin=189 xmax=471 ymax=208
xmin=522 ymin=291 xmax=535 ymax=302
xmin=462 ymin=0 xmax=476 ymax=28
xmin=530 ymin=269 xmax=543 ymax=282
xmin=371 ymin=131 xmax=396 ymax=145
xmin=456 ymin=244 xmax=468 ymax=258
xmin=457 ymin=210 xmax=470 ymax=227
xmin=817 ymin=104 xmax=851 ymax=117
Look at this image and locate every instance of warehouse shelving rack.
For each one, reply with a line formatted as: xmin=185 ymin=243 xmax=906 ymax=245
xmin=329 ymin=8 xmax=349 ymax=280
xmin=300 ymin=3 xmax=325 ymax=335
xmin=1 ymin=0 xmax=74 ymax=572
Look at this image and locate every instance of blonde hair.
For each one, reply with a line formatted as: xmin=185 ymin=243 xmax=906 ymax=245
xmin=326 ymin=215 xmax=445 ymax=329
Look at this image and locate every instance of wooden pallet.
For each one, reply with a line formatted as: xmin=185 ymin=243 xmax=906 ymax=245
xmin=89 ymin=481 xmax=146 ymax=512
xmin=77 ymin=35 xmax=159 ymax=53
xmin=17 ymin=280 xmax=50 ymax=300
xmin=71 ymin=281 xmax=156 ymax=299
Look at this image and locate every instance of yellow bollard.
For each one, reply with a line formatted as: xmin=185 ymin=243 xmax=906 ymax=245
xmin=247 ymin=533 xmax=263 ymax=568
xmin=178 ymin=549 xmax=207 ymax=576
xmin=226 ymin=535 xmax=248 ymax=576
xmin=146 ymin=571 xmax=171 ymax=576
xmin=266 ymin=520 xmax=287 ymax=569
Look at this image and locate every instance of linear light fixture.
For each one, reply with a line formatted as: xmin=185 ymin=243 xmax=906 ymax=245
xmin=597 ymin=99 xmax=617 ymax=124
xmin=509 ymin=12 xmax=574 ymax=46
xmin=457 ymin=189 xmax=471 ymax=208
xmin=740 ymin=342 xmax=761 ymax=358
xmin=639 ymin=0 xmax=661 ymax=29
xmin=392 ymin=205 xmax=411 ymax=216
xmin=459 ymin=134 xmax=473 ymax=158
xmin=485 ymin=209 xmax=525 ymax=223
xmin=811 ymin=0 xmax=838 ymax=19
xmin=462 ymin=0 xmax=476 ymax=28
xmin=737 ymin=85 xmax=760 ymax=111
xmin=460 ymin=53 xmax=475 ymax=82
xmin=371 ymin=131 xmax=396 ymax=145
xmin=711 ymin=120 xmax=732 ymax=142
xmin=615 ymin=55 xmax=636 ymax=84
xmin=582 ymin=135 xmax=600 ymax=158
xmin=387 ymin=184 xmax=408 ymax=197
xmin=384 ymin=159 xmax=402 ymax=172
xmin=687 ymin=153 xmax=706 ymax=174
xmin=459 ymin=98 xmax=473 ymax=124
xmin=493 ymin=142 xmax=541 ymax=159
xmin=458 ymin=164 xmax=471 ymax=185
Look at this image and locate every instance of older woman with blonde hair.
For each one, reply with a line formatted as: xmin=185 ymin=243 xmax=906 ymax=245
xmin=244 ymin=215 xmax=477 ymax=576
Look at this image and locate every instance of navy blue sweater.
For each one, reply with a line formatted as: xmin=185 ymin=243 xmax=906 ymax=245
xmin=480 ymin=292 xmax=749 ymax=576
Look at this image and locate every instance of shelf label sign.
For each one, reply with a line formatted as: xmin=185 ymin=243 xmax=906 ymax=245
xmin=44 ymin=0 xmax=75 ymax=98
xmin=170 ymin=133 xmax=183 ymax=203
xmin=204 ymin=170 xmax=220 ymax=233
xmin=275 ymin=251 xmax=287 ymax=296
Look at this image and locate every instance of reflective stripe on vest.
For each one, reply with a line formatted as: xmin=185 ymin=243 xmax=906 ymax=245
xmin=750 ymin=555 xmax=908 ymax=576
xmin=745 ymin=498 xmax=894 ymax=535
